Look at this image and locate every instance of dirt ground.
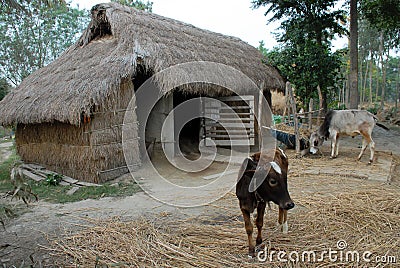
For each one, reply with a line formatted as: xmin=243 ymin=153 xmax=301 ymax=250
xmin=0 ymin=126 xmax=399 ymax=267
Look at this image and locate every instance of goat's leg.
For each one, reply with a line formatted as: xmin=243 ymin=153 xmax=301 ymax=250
xmin=358 ymin=131 xmax=372 ymax=162
xmin=357 ymin=137 xmax=368 ymax=161
xmin=255 ymin=202 xmax=266 ymax=246
xmin=334 ymin=137 xmax=340 ymax=157
xmin=241 ymin=208 xmax=255 ymax=257
xmin=369 ymin=139 xmax=375 ymax=164
xmin=278 ymin=208 xmax=288 ymax=233
xmin=358 ymin=128 xmax=375 ymax=163
xmin=330 ymin=132 xmax=338 ymax=158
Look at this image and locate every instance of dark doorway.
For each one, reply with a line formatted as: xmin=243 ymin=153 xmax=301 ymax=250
xmin=173 ymin=90 xmax=202 ymax=157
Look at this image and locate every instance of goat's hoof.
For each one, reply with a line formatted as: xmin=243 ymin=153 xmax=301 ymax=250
xmin=278 ymin=222 xmax=288 ymax=233
xmin=248 ymin=248 xmax=255 ymax=258
xmin=283 ymin=222 xmax=289 ymax=233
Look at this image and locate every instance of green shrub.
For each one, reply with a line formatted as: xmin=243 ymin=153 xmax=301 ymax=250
xmin=45 ymin=173 xmax=63 ymax=186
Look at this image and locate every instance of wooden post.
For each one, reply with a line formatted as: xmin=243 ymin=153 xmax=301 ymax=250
xmin=282 ymin=85 xmax=289 ymax=122
xmin=258 ymin=89 xmax=263 ymax=151
xmin=287 ymin=82 xmax=300 ymax=154
xmin=162 ymin=94 xmax=175 ymax=158
xmin=317 ymin=85 xmax=323 ymax=126
xmin=308 ymin=98 xmax=313 ymax=131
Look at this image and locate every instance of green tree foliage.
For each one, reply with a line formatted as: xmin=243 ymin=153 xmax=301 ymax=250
xmin=358 ymin=19 xmax=381 ymax=57
xmin=386 ymin=56 xmax=400 ymax=100
xmin=260 ymin=38 xmax=343 ymax=110
xmin=357 ymin=17 xmax=400 ymax=104
xmin=253 ymin=0 xmax=346 ymax=111
xmin=257 ymin=41 xmax=269 ymax=57
xmin=0 ymin=78 xmax=10 ymax=101
xmin=0 ymin=0 xmax=66 ymax=11
xmin=0 ymin=1 xmax=88 ymax=86
xmin=357 ymin=1 xmax=399 ymax=107
xmin=361 ymin=0 xmax=400 ymax=45
xmin=111 ymin=0 xmax=153 ymax=12
xmin=253 ymin=0 xmax=347 ymax=44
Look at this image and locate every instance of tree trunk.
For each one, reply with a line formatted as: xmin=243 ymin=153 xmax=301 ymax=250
xmin=359 ymin=57 xmax=363 ymax=104
xmin=362 ymin=56 xmax=369 ymax=104
xmin=396 ymin=60 xmax=400 ymax=113
xmin=308 ymin=98 xmax=313 ymax=130
xmin=379 ymin=32 xmax=389 ymax=110
xmin=369 ymin=52 xmax=373 ymax=104
xmin=349 ymin=0 xmax=359 ymax=109
xmin=380 ymin=58 xmax=388 ymax=110
xmin=345 ymin=77 xmax=350 ymax=108
xmin=322 ymin=90 xmax=327 ymax=113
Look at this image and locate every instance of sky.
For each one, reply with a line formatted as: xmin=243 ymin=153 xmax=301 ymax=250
xmin=70 ymin=0 xmax=348 ymax=50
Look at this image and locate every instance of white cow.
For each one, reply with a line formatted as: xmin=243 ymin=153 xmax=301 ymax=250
xmin=309 ymin=110 xmax=388 ymax=163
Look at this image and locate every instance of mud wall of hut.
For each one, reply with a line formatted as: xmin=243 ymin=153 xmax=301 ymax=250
xmin=16 ymin=80 xmax=140 ymax=183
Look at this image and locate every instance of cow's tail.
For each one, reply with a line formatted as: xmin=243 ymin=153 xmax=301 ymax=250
xmin=376 ymin=122 xmax=389 ymax=131
xmin=372 ymin=115 xmax=390 ymax=131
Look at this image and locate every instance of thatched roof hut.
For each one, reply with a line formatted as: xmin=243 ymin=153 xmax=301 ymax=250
xmin=0 ymin=3 xmax=284 ymax=183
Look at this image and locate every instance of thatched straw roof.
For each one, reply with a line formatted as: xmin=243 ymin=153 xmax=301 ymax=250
xmin=0 ymin=2 xmax=284 ymax=126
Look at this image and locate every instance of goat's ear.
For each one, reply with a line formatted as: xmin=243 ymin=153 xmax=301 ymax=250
xmin=243 ymin=169 xmax=256 ymax=176
xmin=274 ymin=149 xmax=288 ymax=171
xmin=244 ymin=157 xmax=258 ymax=171
xmin=238 ymin=157 xmax=257 ymax=180
xmin=247 ymin=157 xmax=258 ymax=170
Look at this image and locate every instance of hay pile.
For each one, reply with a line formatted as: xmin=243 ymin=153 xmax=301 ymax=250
xmin=49 ymin=181 xmax=399 ymax=267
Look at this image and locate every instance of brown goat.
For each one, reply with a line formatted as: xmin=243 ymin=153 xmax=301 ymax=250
xmin=236 ymin=148 xmax=294 ymax=257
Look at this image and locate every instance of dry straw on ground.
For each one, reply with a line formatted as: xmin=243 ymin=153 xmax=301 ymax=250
xmin=49 ymin=180 xmax=399 ymax=268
